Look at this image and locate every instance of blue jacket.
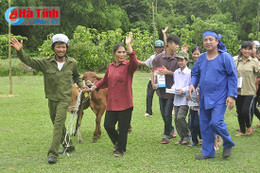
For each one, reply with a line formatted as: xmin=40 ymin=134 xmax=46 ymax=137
xmin=190 ymin=52 xmax=237 ymax=110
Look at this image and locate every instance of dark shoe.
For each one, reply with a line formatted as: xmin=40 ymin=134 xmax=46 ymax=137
xmin=195 ymin=155 xmax=211 ymax=160
xmin=58 ymin=146 xmax=75 ymax=155
xmin=48 ymin=156 xmax=57 ymax=164
xmin=222 ymin=147 xmax=232 ymax=158
xmin=161 ymin=137 xmax=170 ymax=144
xmin=114 ymin=151 xmax=124 ymax=157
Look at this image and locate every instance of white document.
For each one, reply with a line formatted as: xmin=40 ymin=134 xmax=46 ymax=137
xmin=237 ymin=77 xmax=242 ymax=88
xmin=166 ymin=88 xmax=175 ymax=94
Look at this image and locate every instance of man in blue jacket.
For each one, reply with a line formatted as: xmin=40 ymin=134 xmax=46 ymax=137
xmin=189 ymin=30 xmax=237 ymax=160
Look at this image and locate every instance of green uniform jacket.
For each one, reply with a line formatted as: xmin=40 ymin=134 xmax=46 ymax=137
xmin=17 ymin=49 xmax=83 ymax=101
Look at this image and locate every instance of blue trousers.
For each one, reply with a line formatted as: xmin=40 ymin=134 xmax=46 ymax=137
xmin=200 ymin=104 xmax=235 ymax=157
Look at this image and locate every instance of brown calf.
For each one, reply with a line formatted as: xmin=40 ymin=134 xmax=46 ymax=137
xmin=71 ymin=72 xmax=108 ymax=143
xmin=70 ymin=72 xmax=132 ymax=143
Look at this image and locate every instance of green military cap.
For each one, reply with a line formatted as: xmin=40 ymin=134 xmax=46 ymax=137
xmin=175 ymin=51 xmax=189 ymax=60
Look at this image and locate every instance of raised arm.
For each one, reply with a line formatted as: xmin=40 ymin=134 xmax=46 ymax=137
xmin=126 ymin=32 xmax=133 ymax=53
xmin=162 ymin=26 xmax=168 ymax=51
xmin=10 ymin=38 xmax=23 ymax=51
xmin=10 ymin=38 xmax=44 ymax=71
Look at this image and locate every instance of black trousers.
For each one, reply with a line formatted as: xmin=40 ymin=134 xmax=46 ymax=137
xmin=253 ymin=86 xmax=260 ymax=122
xmin=189 ymin=109 xmax=201 ymax=144
xmin=236 ymin=95 xmax=254 ymax=133
xmin=146 ymin=80 xmax=155 ymax=115
xmin=104 ymin=108 xmax=133 ymax=153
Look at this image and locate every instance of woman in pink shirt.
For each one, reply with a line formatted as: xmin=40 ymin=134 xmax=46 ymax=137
xmin=91 ymin=32 xmax=138 ymax=157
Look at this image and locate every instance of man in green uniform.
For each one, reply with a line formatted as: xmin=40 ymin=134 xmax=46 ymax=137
xmin=10 ymin=34 xmax=88 ymax=164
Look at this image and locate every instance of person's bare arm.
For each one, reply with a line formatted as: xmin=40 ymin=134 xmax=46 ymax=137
xmin=162 ymin=26 xmax=168 ymax=51
xmin=137 ymin=60 xmax=146 ymax=65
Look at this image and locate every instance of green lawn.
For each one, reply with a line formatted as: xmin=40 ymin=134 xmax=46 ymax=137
xmin=1 ymin=72 xmax=260 ymax=173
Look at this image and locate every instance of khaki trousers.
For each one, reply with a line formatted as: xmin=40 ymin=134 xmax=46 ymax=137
xmin=47 ymin=100 xmax=73 ymax=157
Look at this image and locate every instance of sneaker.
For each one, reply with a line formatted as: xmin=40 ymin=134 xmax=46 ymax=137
xmin=48 ymin=156 xmax=57 ymax=164
xmin=143 ymin=113 xmax=152 ymax=117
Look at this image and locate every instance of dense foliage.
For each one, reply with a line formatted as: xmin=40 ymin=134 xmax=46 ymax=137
xmin=0 ymin=34 xmax=27 ymax=59
xmin=38 ymin=26 xmax=154 ymax=71
xmin=0 ymin=0 xmax=259 ymax=73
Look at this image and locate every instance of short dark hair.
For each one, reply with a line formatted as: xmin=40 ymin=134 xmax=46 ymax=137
xmin=241 ymin=41 xmax=253 ymax=50
xmin=192 ymin=46 xmax=202 ymax=54
xmin=167 ymin=34 xmax=181 ymax=45
xmin=112 ymin=43 xmax=126 ymax=54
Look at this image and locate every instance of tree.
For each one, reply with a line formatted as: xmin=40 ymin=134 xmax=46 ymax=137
xmin=219 ymin=0 xmax=259 ymax=40
xmin=122 ymin=0 xmax=152 ymax=30
xmin=0 ymin=0 xmax=9 ymax=34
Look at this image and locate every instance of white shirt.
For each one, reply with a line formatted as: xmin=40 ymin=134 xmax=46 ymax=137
xmin=172 ymin=66 xmax=191 ymax=106
xmin=56 ymin=61 xmax=65 ymax=71
xmin=145 ymin=50 xmax=165 ymax=67
xmin=145 ymin=51 xmax=165 ymax=80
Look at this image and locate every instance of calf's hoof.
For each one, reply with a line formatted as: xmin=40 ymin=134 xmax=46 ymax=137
xmin=92 ymin=138 xmax=99 ymax=143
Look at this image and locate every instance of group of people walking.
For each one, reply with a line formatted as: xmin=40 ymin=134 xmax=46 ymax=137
xmin=10 ymin=27 xmax=260 ymax=164
xmin=140 ymin=28 xmax=260 ymax=160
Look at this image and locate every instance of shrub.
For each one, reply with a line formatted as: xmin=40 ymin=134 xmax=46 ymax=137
xmin=0 ymin=34 xmax=28 ymax=59
xmin=38 ymin=26 xmax=156 ymax=72
xmin=0 ymin=58 xmax=40 ymax=77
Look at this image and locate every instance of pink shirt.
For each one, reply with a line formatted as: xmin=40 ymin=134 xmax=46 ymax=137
xmin=95 ymin=50 xmax=138 ymax=111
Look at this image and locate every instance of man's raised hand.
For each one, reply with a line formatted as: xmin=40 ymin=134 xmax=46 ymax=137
xmin=10 ymin=38 xmax=23 ymax=51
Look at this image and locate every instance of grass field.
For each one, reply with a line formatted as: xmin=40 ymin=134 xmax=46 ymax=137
xmin=1 ymin=72 xmax=260 ymax=173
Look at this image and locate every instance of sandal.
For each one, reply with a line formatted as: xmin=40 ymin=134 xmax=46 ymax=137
xmin=114 ymin=151 xmax=124 ymax=157
xmin=235 ymin=133 xmax=246 ymax=137
xmin=247 ymin=127 xmax=253 ymax=136
xmin=175 ymin=139 xmax=183 ymax=145
xmin=161 ymin=137 xmax=170 ymax=144
xmin=181 ymin=137 xmax=190 ymax=145
xmin=170 ymin=132 xmax=177 ymax=138
xmin=113 ymin=144 xmax=118 ymax=152
xmin=188 ymin=142 xmax=199 ymax=147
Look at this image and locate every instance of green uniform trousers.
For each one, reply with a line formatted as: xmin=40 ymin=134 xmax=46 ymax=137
xmin=47 ymin=100 xmax=74 ymax=157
